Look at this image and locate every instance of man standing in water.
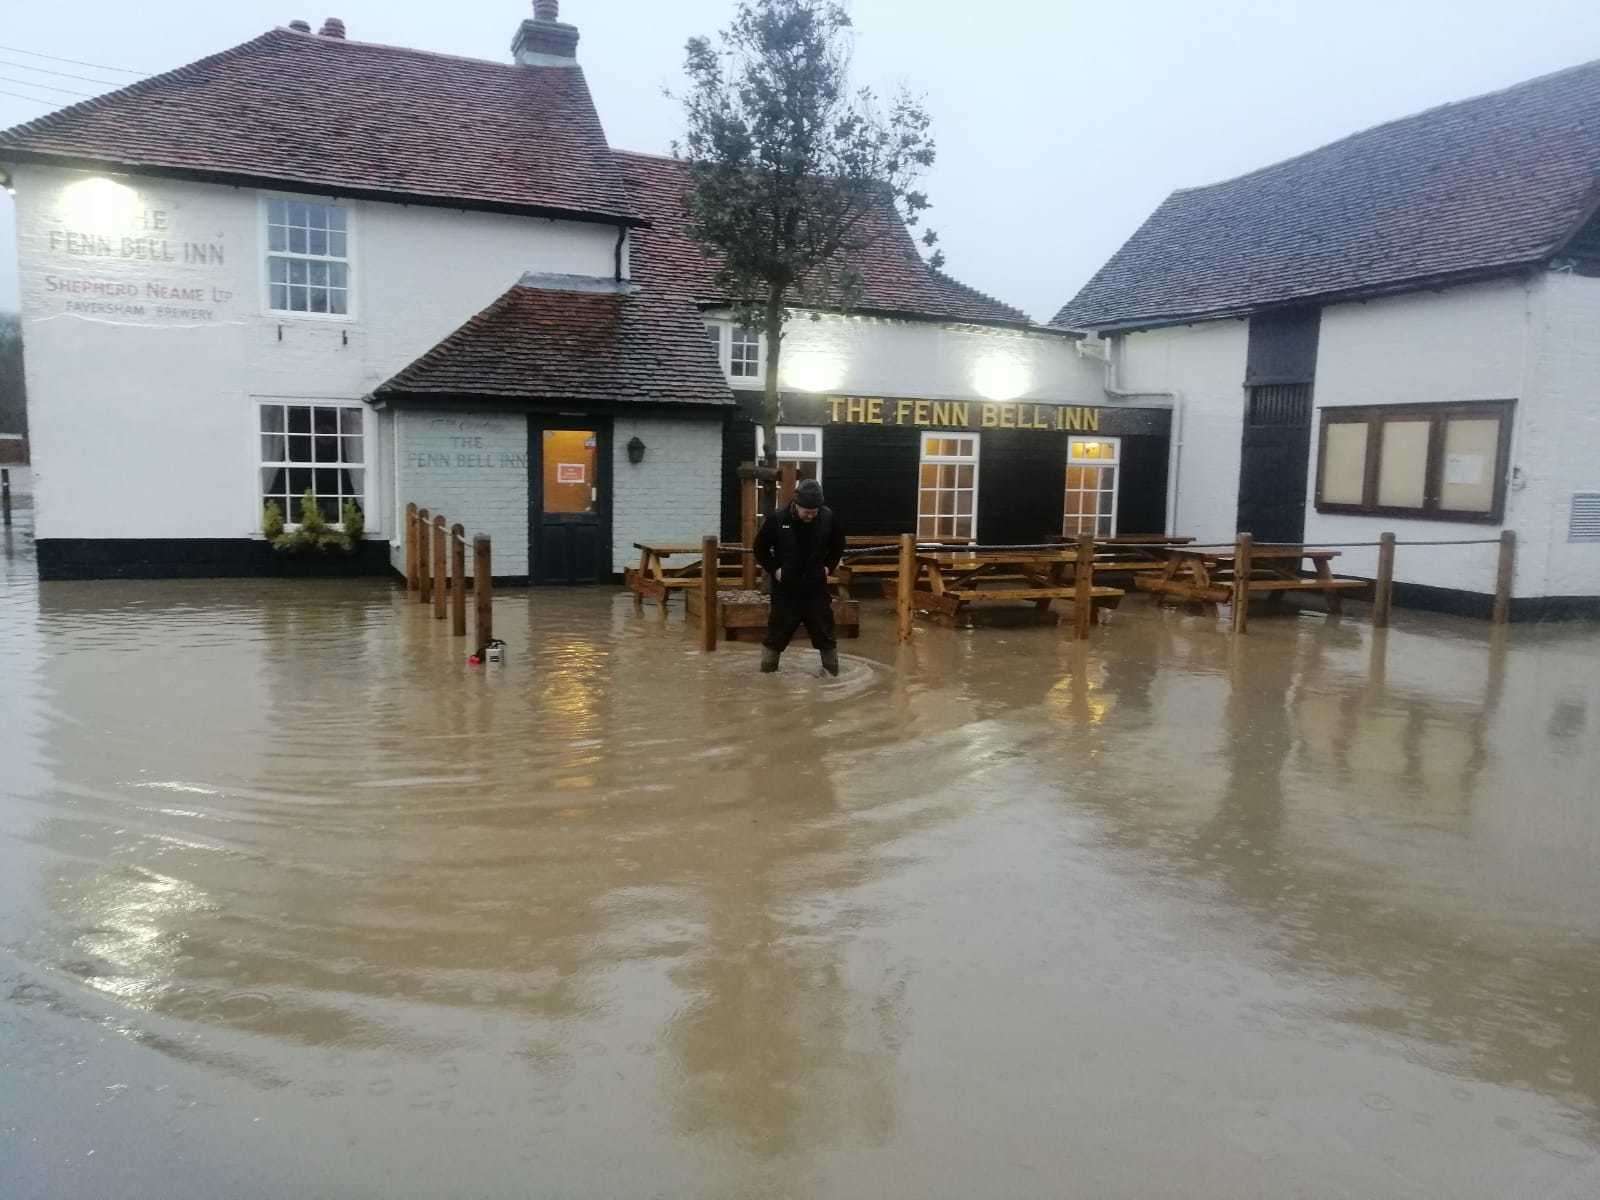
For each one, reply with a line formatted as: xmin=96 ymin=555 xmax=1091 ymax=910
xmin=753 ymin=478 xmax=846 ymax=676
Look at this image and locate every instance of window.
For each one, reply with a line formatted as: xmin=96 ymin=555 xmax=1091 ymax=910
xmin=756 ymin=425 xmax=823 ymax=483
xmin=917 ymin=433 xmax=979 ymax=540
xmin=1315 ymin=401 xmax=1514 ymax=522
xmin=260 ymin=402 xmax=365 ymax=526
xmin=730 ymin=327 xmax=761 ymax=379
xmin=267 ymin=199 xmax=350 ymax=315
xmin=703 ymin=321 xmax=764 ymax=383
xmin=1064 ymin=437 xmax=1120 ymax=538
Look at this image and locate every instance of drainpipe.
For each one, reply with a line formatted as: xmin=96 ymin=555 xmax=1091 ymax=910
xmin=614 ymin=225 xmax=627 ymax=282
xmin=1078 ymin=333 xmax=1185 ymax=535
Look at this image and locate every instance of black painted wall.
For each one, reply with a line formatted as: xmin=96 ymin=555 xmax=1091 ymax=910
xmin=720 ymin=420 xmax=1171 ymax=543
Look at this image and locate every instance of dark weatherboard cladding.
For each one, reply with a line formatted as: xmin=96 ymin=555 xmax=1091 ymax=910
xmin=721 ymin=395 xmax=1172 ymax=545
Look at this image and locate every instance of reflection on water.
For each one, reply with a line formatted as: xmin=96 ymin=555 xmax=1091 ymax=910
xmin=2 ymin=516 xmax=1599 ymax=1198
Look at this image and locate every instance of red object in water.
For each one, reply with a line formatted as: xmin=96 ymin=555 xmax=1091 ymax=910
xmin=468 ymin=655 xmax=481 ymax=666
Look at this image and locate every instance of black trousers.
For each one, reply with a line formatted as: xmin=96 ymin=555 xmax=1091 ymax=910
xmin=764 ymin=586 xmax=836 ymax=653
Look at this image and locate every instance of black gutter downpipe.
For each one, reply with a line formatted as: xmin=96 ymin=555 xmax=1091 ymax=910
xmin=614 ymin=225 xmax=626 ymax=282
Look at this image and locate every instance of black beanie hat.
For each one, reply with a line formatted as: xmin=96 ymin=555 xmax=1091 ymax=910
xmin=793 ymin=478 xmax=825 ymax=508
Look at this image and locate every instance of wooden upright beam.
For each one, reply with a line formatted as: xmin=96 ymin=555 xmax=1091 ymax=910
xmin=700 ymin=534 xmax=719 ymax=652
xmin=417 ymin=508 xmax=432 ymax=605
xmin=404 ymin=502 xmax=419 ymax=590
xmin=450 ymin=524 xmax=467 ymax=637
xmin=1493 ymin=529 xmax=1516 ymax=625
xmin=896 ymin=533 xmax=915 ymax=644
xmin=1073 ymin=535 xmax=1094 ymax=641
xmin=1373 ymin=531 xmax=1396 ymax=628
xmin=779 ymin=462 xmax=798 ymax=507
xmin=1232 ymin=532 xmax=1253 ymax=634
xmin=740 ymin=472 xmax=759 ymax=589
xmin=433 ymin=515 xmax=447 ymax=620
xmin=474 ymin=535 xmax=493 ymax=649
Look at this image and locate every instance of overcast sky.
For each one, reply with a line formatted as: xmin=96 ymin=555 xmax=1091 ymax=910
xmin=2 ymin=0 xmax=1600 ymax=320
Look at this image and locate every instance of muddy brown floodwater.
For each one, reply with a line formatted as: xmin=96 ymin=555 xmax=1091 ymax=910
xmin=2 ymin=518 xmax=1599 ymax=1198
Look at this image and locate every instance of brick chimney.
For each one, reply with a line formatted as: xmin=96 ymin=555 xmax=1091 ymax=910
xmin=319 ymin=17 xmax=346 ymax=39
xmin=289 ymin=19 xmax=311 ymax=32
xmin=512 ymin=0 xmax=579 ymax=65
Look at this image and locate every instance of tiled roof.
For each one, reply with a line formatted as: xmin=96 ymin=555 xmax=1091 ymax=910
xmin=0 ymin=28 xmax=634 ymax=224
xmin=617 ymin=150 xmax=1035 ymax=326
xmin=372 ymin=280 xmax=734 ymax=407
xmin=1054 ymin=58 xmax=1600 ymax=330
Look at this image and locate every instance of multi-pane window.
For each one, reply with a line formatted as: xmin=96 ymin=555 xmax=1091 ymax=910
xmin=1316 ymin=400 xmax=1513 ymax=522
xmin=703 ymin=321 xmax=764 ymax=382
xmin=260 ymin=403 xmax=365 ymax=526
xmin=1064 ymin=437 xmax=1120 ymax=538
xmin=730 ymin=327 xmax=761 ymax=378
xmin=757 ymin=425 xmax=823 ymax=482
xmin=267 ymin=199 xmax=350 ymax=315
xmin=917 ymin=433 xmax=979 ymax=540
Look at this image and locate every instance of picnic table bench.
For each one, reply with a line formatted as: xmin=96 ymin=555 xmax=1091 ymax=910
xmin=834 ymin=534 xmax=972 ymax=597
xmin=910 ymin=549 xmax=1124 ymax=628
xmin=1135 ymin=545 xmax=1368 ymax=614
xmin=626 ymin=542 xmax=747 ymax=604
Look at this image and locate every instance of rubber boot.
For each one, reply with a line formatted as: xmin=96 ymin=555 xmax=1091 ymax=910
xmin=820 ymin=649 xmax=840 ymax=677
xmin=760 ymin=647 xmax=781 ymax=673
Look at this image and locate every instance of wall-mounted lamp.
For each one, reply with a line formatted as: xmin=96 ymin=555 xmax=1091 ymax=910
xmin=627 ymin=435 xmax=647 ymax=465
xmin=0 ymin=169 xmax=14 ymax=197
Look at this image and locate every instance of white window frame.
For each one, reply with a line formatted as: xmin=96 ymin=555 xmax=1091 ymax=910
xmin=1064 ymin=435 xmax=1121 ymax=538
xmin=917 ymin=431 xmax=980 ymax=541
xmin=260 ymin=194 xmax=355 ymax=321
xmin=703 ymin=320 xmax=767 ymax=386
xmin=755 ymin=425 xmax=824 ymax=483
xmin=258 ymin=399 xmax=369 ymax=532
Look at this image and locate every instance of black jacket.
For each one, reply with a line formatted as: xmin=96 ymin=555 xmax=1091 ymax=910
xmin=754 ymin=503 xmax=845 ymax=589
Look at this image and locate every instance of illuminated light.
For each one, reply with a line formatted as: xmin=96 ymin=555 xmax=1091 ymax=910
xmin=973 ymin=356 xmax=1029 ymax=402
xmin=781 ymin=353 xmax=846 ymax=394
xmin=59 ymin=176 xmax=140 ymax=235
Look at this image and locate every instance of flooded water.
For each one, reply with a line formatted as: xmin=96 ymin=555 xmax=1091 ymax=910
xmin=3 ymin=516 xmax=1600 ymax=1198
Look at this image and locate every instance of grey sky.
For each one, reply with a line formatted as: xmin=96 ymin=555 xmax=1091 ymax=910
xmin=2 ymin=0 xmax=1600 ymax=320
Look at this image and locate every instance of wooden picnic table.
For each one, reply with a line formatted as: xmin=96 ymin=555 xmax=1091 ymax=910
xmin=1135 ymin=545 xmax=1368 ymax=614
xmin=627 ymin=541 xmax=747 ymax=604
xmin=834 ymin=534 xmax=972 ymax=596
xmin=910 ymin=549 xmax=1124 ymax=628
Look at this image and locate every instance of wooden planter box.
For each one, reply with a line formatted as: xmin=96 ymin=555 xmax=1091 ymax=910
xmin=685 ymin=587 xmax=861 ymax=643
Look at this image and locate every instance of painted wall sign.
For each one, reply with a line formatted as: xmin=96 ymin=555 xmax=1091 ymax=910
xmin=37 ymin=180 xmax=236 ymax=325
xmin=748 ymin=393 xmax=1173 ymax=438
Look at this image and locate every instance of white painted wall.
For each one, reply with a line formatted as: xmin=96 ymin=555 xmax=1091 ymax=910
xmin=393 ymin=410 xmax=529 ymax=579
xmin=1522 ymin=272 xmax=1600 ymax=598
xmin=713 ymin=309 xmax=1107 ymax=407
xmin=10 ymin=164 xmax=620 ymax=543
xmin=1115 ymin=319 xmax=1249 ymax=543
xmin=611 ymin=416 xmax=723 ymax=574
xmin=1306 ymin=279 xmax=1532 ymax=594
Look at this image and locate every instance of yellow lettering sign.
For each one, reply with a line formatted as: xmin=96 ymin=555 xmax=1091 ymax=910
xmin=846 ymin=397 xmax=867 ymax=423
xmin=981 ymin=403 xmax=999 ymax=427
xmin=867 ymin=398 xmax=884 ymax=424
xmin=895 ymin=399 xmax=912 ymax=425
xmin=913 ymin=400 xmax=931 ymax=426
xmin=1085 ymin=407 xmax=1100 ymax=432
xmin=999 ymin=404 xmax=1017 ymax=429
xmin=828 ymin=397 xmax=846 ymax=423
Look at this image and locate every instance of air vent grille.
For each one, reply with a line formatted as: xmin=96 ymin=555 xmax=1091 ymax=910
xmin=1569 ymin=493 xmax=1600 ymax=542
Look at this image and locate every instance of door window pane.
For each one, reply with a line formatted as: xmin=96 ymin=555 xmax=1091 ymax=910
xmin=1321 ymin=422 xmax=1368 ymax=505
xmin=1377 ymin=420 xmax=1430 ymax=509
xmin=918 ymin=432 xmax=978 ymax=540
xmin=1064 ymin=436 xmax=1120 ymax=537
xmin=543 ymin=430 xmax=598 ymax=515
xmin=1439 ymin=418 xmax=1499 ymax=513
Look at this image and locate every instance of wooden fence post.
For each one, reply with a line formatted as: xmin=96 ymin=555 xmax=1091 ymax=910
xmin=450 ymin=524 xmax=466 ymax=637
xmin=433 ymin=515 xmax=447 ymax=620
xmin=779 ymin=463 xmax=798 ymax=507
xmin=474 ymin=535 xmax=493 ymax=648
xmin=417 ymin=508 xmax=432 ymax=605
xmin=700 ymin=534 xmax=719 ymax=652
xmin=740 ymin=471 xmax=759 ymax=589
xmin=1074 ymin=535 xmax=1095 ymax=641
xmin=1232 ymin=532 xmax=1253 ymax=634
xmin=896 ymin=533 xmax=916 ymax=644
xmin=1374 ymin=531 xmax=1396 ymax=628
xmin=405 ymin=503 xmax=419 ymax=591
xmin=1493 ymin=529 xmax=1516 ymax=625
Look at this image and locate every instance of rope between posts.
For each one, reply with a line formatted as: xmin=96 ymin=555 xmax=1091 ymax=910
xmin=1186 ymin=538 xmax=1506 ymax=550
xmin=841 ymin=541 xmax=1074 ymax=558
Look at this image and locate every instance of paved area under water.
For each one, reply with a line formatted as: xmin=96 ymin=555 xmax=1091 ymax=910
xmin=2 ymin=518 xmax=1599 ymax=1198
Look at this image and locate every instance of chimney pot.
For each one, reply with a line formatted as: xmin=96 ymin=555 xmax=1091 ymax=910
xmin=289 ymin=19 xmax=311 ymax=32
xmin=533 ymin=0 xmax=559 ymax=18
xmin=319 ymin=17 xmax=346 ymax=38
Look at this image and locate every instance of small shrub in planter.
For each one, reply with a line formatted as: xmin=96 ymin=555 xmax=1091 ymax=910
xmin=266 ymin=489 xmax=359 ymax=555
